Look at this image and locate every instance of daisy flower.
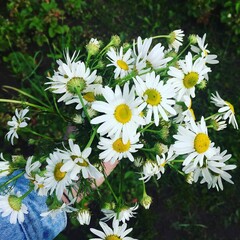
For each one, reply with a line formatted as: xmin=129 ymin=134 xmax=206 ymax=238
xmin=0 ymin=189 xmax=28 ymax=224
xmin=77 ymin=208 xmax=91 ymax=225
xmin=101 ymin=204 xmax=138 ymax=223
xmin=44 ymin=151 xmax=72 ymax=200
xmin=139 ymin=154 xmax=167 ymax=183
xmin=206 ymin=148 xmax=236 ymax=191
xmin=5 ymin=108 xmax=30 ymax=145
xmin=191 ymin=33 xmax=219 ymax=65
xmin=98 ymin=133 xmax=143 ymax=164
xmin=24 ymin=156 xmax=41 ymax=181
xmin=59 ymin=139 xmax=103 ymax=181
xmin=91 ymin=83 xmax=145 ymax=144
xmin=168 ymin=52 xmax=211 ymax=101
xmin=173 ymin=117 xmax=216 ymax=168
xmin=173 ymin=96 xmax=196 ymax=124
xmin=134 ymin=71 xmax=176 ymax=125
xmin=183 ymin=147 xmax=236 ymax=191
xmin=168 ymin=29 xmax=185 ymax=52
xmin=211 ymin=91 xmax=238 ymax=129
xmin=0 ymin=153 xmax=11 ymax=178
xmin=107 ymin=47 xmax=134 ymax=79
xmin=41 ymin=199 xmax=76 ymax=219
xmin=139 ymin=160 xmax=159 ymax=182
xmin=133 ymin=36 xmax=172 ymax=70
xmin=90 ymin=219 xmax=136 ymax=240
xmin=210 ymin=115 xmax=227 ymax=131
xmin=46 ymin=49 xmax=98 ymax=109
xmin=33 ymin=174 xmax=48 ymax=196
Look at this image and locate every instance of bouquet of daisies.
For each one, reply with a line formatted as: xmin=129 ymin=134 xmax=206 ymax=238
xmin=0 ymin=29 xmax=238 ymax=239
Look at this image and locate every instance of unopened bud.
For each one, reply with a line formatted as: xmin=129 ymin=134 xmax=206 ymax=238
xmin=185 ymin=172 xmax=194 ymax=184
xmin=197 ymin=80 xmax=207 ymax=89
xmin=77 ymin=208 xmax=91 ymax=225
xmin=154 ymin=143 xmax=168 ymax=155
xmin=86 ymin=38 xmax=101 ymax=56
xmin=73 ymin=114 xmax=84 ymax=124
xmin=188 ymin=34 xmax=198 ymax=44
xmin=140 ymin=194 xmax=152 ymax=209
xmin=110 ymin=35 xmax=121 ymax=47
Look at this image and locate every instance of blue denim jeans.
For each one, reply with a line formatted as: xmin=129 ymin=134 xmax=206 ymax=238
xmin=0 ymin=171 xmax=67 ymax=240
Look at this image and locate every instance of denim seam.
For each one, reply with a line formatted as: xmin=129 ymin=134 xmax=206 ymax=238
xmin=20 ymin=222 xmax=31 ymax=240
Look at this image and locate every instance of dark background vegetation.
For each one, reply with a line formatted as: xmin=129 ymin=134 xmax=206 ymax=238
xmin=0 ymin=0 xmax=239 ymax=239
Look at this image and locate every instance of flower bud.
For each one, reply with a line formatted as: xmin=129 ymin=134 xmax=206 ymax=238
xmin=86 ymin=38 xmax=101 ymax=56
xmin=73 ymin=114 xmax=84 ymax=124
xmin=197 ymin=80 xmax=207 ymax=89
xmin=185 ymin=172 xmax=194 ymax=184
xmin=110 ymin=35 xmax=121 ymax=47
xmin=77 ymin=208 xmax=91 ymax=225
xmin=102 ymin=202 xmax=116 ymax=210
xmin=134 ymin=156 xmax=144 ymax=167
xmin=154 ymin=143 xmax=168 ymax=155
xmin=140 ymin=194 xmax=152 ymax=209
xmin=188 ymin=34 xmax=198 ymax=44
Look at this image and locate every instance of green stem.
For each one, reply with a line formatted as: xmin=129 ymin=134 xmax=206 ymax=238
xmin=0 ymin=171 xmax=25 ymax=190
xmin=141 ymin=176 xmax=147 ymax=196
xmin=144 ymin=129 xmax=160 ymax=133
xmin=75 ymin=88 xmax=91 ymax=124
xmin=171 ymin=159 xmax=184 ymax=163
xmin=204 ymin=113 xmax=219 ymax=121
xmin=176 ymin=42 xmax=191 ymax=59
xmin=24 ymin=129 xmax=54 ymax=140
xmin=168 ymin=163 xmax=185 ymax=176
xmin=102 ymin=165 xmax=119 ymax=203
xmin=85 ymin=127 xmax=97 ymax=149
xmin=86 ymin=53 xmax=92 ymax=67
xmin=152 ymin=35 xmax=170 ymax=39
xmin=53 ymin=95 xmax=67 ymax=122
xmin=2 ymin=85 xmax=50 ymax=109
xmin=139 ymin=122 xmax=154 ymax=133
xmin=141 ymin=147 xmax=156 ymax=153
xmin=0 ymin=99 xmax=51 ymax=112
xmin=20 ymin=185 xmax=34 ymax=200
xmin=98 ymin=42 xmax=112 ymax=57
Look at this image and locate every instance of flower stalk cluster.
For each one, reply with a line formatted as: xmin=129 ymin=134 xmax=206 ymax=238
xmin=0 ymin=30 xmax=238 ymax=239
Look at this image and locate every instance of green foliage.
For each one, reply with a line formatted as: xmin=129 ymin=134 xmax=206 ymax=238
xmin=221 ymin=0 xmax=240 ymax=54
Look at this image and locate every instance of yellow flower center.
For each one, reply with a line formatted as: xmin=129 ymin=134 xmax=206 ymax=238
xmin=38 ymin=184 xmax=44 ymax=189
xmin=77 ymin=160 xmax=89 ymax=167
xmin=203 ymin=49 xmax=208 ymax=57
xmin=117 ymin=60 xmax=129 ymax=70
xmin=183 ymin=72 xmax=199 ymax=89
xmin=8 ymin=195 xmax=22 ymax=211
xmin=114 ymin=104 xmax=132 ymax=123
xmin=67 ymin=77 xmax=86 ymax=94
xmin=112 ymin=138 xmax=131 ymax=153
xmin=194 ymin=133 xmax=210 ymax=154
xmin=144 ymin=89 xmax=162 ymax=106
xmin=71 ymin=155 xmax=89 ymax=167
xmin=83 ymin=92 xmax=95 ymax=102
xmin=105 ymin=235 xmax=121 ymax=240
xmin=189 ymin=108 xmax=196 ymax=120
xmin=54 ymin=162 xmax=66 ymax=181
xmin=160 ymin=161 xmax=166 ymax=168
xmin=225 ymin=101 xmax=235 ymax=114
